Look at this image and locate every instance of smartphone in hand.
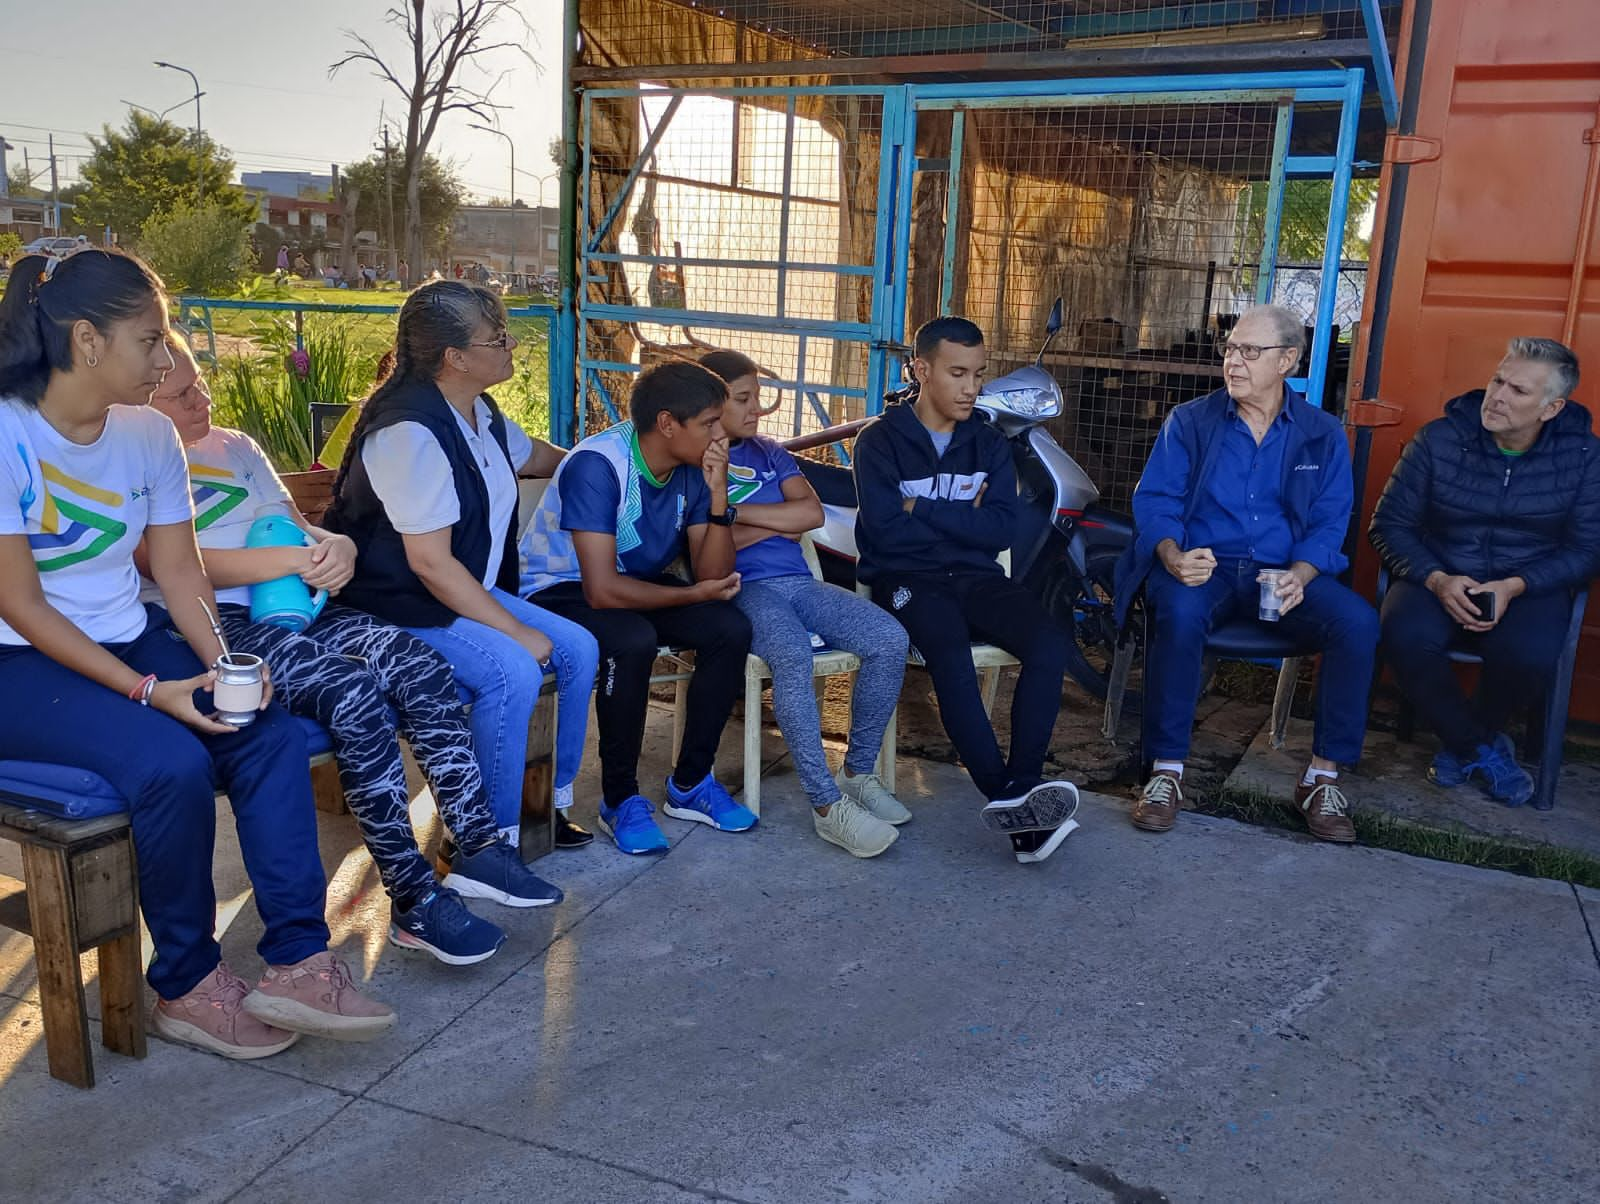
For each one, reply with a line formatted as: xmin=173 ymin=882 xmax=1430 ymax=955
xmin=1468 ymin=588 xmax=1498 ymax=622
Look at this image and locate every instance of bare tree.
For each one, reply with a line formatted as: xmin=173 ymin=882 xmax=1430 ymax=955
xmin=331 ymin=1 xmax=528 ymax=273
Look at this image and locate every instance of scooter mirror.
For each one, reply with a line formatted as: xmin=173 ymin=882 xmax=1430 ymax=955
xmin=1046 ymin=297 xmax=1064 ymax=335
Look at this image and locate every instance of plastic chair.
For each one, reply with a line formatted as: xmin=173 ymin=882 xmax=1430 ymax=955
xmin=1377 ymin=568 xmax=1586 ymax=810
xmin=738 ymin=533 xmax=895 ymax=815
xmin=1103 ymin=583 xmax=1314 ymax=763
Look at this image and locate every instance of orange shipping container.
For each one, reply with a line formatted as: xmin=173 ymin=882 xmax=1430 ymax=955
xmin=1351 ymin=0 xmax=1600 ymax=721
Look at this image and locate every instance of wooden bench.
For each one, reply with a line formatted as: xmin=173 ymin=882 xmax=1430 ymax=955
xmin=0 ymin=806 xmax=145 ymax=1088
xmin=0 ymin=469 xmax=559 ymax=1088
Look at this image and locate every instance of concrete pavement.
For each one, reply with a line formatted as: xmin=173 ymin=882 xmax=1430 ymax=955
xmin=2 ymin=727 xmax=1597 ymax=1203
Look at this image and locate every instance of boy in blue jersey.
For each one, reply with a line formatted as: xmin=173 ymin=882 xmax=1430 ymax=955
xmin=520 ymin=362 xmax=755 ymax=853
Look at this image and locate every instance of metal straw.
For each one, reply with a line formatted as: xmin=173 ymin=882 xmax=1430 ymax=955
xmin=197 ymin=596 xmax=233 ymax=662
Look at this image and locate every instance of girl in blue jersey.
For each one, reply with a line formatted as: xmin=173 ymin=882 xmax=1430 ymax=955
xmin=701 ymin=350 xmax=912 ymax=857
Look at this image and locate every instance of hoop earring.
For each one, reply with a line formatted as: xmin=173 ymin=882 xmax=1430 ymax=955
xmin=85 ymin=353 xmax=99 ymax=368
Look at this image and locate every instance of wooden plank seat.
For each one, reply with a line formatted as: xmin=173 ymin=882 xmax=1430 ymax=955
xmin=0 ymin=681 xmax=557 ymax=1090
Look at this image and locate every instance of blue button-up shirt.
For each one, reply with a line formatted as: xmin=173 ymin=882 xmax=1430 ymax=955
xmin=1186 ymin=401 xmax=1294 ymax=565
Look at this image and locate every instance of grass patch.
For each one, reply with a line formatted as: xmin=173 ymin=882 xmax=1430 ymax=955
xmin=1205 ymin=786 xmax=1600 ymax=889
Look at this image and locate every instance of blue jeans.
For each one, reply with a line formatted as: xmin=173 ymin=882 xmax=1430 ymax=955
xmin=406 ymin=588 xmax=599 ymax=831
xmin=736 ymin=574 xmax=909 ymax=809
xmin=1146 ymin=558 xmax=1378 ymax=764
xmin=0 ymin=610 xmax=329 ymax=1000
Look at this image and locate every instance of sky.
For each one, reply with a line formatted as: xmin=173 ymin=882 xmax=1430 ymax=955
xmin=0 ymin=0 xmax=565 ymax=206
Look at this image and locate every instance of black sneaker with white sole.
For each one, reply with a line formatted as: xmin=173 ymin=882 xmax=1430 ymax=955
xmin=980 ymin=781 xmax=1081 ymax=834
xmin=1010 ymin=819 xmax=1080 ymax=864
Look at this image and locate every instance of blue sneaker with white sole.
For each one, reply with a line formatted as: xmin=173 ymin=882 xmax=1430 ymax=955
xmin=1466 ymin=733 xmax=1535 ymax=808
xmin=1429 ymin=747 xmax=1469 ymax=788
xmin=389 ymin=888 xmax=505 ymax=966
xmin=597 ymin=794 xmax=672 ymax=855
xmin=443 ymin=840 xmax=564 ymax=908
xmin=662 ymin=772 xmax=758 ymax=832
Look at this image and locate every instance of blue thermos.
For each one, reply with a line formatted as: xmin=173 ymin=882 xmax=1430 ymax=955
xmin=246 ymin=513 xmax=328 ymax=631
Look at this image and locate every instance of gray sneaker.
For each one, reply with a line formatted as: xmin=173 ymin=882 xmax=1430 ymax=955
xmin=814 ymin=797 xmax=899 ymax=858
xmin=835 ymin=767 xmax=912 ymax=825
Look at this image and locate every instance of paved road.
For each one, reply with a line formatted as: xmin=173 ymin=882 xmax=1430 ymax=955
xmin=3 ymin=752 xmax=1597 ymax=1203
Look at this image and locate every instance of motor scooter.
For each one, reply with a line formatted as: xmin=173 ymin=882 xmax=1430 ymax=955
xmin=790 ymin=299 xmax=1135 ymax=699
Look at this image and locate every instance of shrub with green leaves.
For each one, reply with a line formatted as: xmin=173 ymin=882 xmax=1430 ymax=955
xmin=139 ymin=201 xmax=253 ymax=295
xmin=211 ymin=355 xmax=313 ymax=472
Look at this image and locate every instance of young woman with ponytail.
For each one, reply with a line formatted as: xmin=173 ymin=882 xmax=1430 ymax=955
xmin=0 ymin=251 xmax=392 ymax=1059
xmin=324 ymin=281 xmax=598 ymax=849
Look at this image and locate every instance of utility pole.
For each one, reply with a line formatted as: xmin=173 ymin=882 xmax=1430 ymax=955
xmin=382 ymin=124 xmax=397 ymax=276
xmin=470 ymin=124 xmax=517 ymax=278
xmin=48 ymin=134 xmax=60 ymax=232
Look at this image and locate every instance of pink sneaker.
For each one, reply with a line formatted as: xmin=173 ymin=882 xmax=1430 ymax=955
xmin=154 ymin=962 xmax=299 ymax=1060
xmin=243 ymin=951 xmax=396 ymax=1041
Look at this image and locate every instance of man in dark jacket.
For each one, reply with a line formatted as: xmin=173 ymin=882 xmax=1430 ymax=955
xmin=854 ymin=317 xmax=1081 ymax=865
xmin=1369 ymin=337 xmax=1597 ymax=806
xmin=1118 ymin=305 xmax=1379 ymax=843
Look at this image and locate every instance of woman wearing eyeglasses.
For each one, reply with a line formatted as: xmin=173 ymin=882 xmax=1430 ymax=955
xmin=143 ymin=335 xmax=565 ymax=968
xmin=325 ymin=282 xmax=599 ymax=855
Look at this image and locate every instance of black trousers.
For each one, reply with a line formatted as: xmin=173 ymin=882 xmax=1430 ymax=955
xmin=871 ymin=569 xmax=1069 ymax=801
xmin=1380 ymin=579 xmax=1571 ymax=757
xmin=532 ymin=581 xmax=751 ymax=806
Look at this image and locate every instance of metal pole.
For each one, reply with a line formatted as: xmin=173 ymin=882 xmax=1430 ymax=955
xmin=471 ymin=123 xmax=517 ymax=278
xmin=155 ymin=61 xmax=203 ymax=206
xmin=48 ymin=134 xmax=60 ymax=232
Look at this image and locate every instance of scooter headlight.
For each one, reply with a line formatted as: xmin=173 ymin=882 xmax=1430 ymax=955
xmin=986 ymin=387 xmax=1061 ymax=420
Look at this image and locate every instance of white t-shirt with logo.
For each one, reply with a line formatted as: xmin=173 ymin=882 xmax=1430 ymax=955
xmin=361 ymin=396 xmax=534 ymax=589
xmin=166 ymin=427 xmax=295 ymax=608
xmin=0 ymin=399 xmax=193 ymax=645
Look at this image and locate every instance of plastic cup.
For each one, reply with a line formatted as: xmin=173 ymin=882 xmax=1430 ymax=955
xmin=1257 ymin=569 xmax=1287 ymax=622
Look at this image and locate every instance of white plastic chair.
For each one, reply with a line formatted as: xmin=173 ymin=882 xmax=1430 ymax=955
xmin=737 ymin=533 xmax=894 ymax=816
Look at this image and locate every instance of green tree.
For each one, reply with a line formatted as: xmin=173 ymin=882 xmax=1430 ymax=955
xmin=137 ymin=201 xmax=253 ymax=295
xmin=74 ymin=111 xmax=256 ymax=241
xmin=6 ymin=168 xmax=44 ymax=198
xmin=1241 ymin=178 xmax=1380 ymax=265
xmin=0 ymin=232 xmax=23 ymax=262
xmin=341 ymin=148 xmax=465 ymax=259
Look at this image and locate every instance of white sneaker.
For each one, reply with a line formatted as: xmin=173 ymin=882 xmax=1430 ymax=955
xmin=813 ymin=797 xmax=899 ymax=859
xmin=835 ymin=767 xmax=912 ymax=825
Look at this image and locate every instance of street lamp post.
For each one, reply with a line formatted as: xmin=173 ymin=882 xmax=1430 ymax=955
xmin=154 ymin=61 xmax=203 ymax=206
xmin=470 ymin=123 xmax=517 ymax=278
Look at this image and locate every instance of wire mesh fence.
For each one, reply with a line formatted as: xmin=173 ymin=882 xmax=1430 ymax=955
xmin=580 ymin=88 xmax=886 ymax=441
xmin=914 ymin=98 xmax=1372 ymax=507
xmin=176 ymin=298 xmax=556 ymax=473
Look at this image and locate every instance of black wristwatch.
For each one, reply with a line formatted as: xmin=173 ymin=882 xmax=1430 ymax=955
xmin=707 ymin=505 xmax=737 ymax=527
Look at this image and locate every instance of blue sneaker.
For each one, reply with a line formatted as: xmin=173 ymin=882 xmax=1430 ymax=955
xmin=389 ymin=888 xmax=504 ymax=966
xmin=662 ymin=772 xmax=758 ymax=832
xmin=1466 ymin=733 xmax=1536 ymax=808
xmin=597 ymin=795 xmax=671 ymax=855
xmin=1429 ymin=748 xmax=1469 ymax=788
xmin=443 ymin=840 xmax=564 ymax=909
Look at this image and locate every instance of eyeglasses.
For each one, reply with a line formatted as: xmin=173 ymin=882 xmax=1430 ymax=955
xmin=1217 ymin=337 xmax=1293 ymax=362
xmin=467 ymin=331 xmax=514 ymax=350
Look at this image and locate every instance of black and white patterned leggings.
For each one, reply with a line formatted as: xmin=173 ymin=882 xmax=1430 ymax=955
xmin=219 ymin=603 xmax=499 ymax=908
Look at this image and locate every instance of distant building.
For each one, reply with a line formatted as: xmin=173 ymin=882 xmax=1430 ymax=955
xmin=241 ymin=170 xmax=333 ymax=200
xmin=448 ymin=203 xmax=560 ymax=280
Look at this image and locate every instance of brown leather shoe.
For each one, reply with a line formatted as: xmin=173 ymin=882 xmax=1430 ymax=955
xmin=1130 ymin=771 xmax=1183 ymax=833
xmin=1294 ymin=778 xmax=1357 ymax=843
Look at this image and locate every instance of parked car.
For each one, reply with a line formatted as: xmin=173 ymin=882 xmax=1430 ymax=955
xmin=20 ymin=235 xmax=89 ymax=259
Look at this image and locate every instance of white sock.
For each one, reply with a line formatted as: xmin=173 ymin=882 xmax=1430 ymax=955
xmin=1152 ymin=760 xmax=1184 ymax=778
xmin=1301 ymin=766 xmax=1338 ymax=788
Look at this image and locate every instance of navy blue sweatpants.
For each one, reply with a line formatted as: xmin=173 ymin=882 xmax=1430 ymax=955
xmin=0 ymin=610 xmax=330 ymax=1000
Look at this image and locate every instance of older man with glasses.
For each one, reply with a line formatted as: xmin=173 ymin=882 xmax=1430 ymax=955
xmin=1115 ymin=304 xmax=1379 ymax=841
